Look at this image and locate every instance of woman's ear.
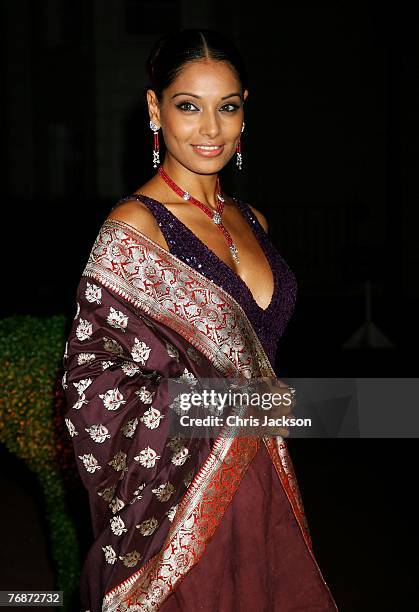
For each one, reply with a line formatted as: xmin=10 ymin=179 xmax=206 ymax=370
xmin=243 ymin=89 xmax=249 ymax=103
xmin=146 ymin=89 xmax=161 ymax=127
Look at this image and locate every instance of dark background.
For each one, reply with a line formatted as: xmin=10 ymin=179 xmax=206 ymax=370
xmin=1 ymin=1 xmax=418 ymax=610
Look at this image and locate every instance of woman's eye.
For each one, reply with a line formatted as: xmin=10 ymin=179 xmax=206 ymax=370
xmin=177 ymin=102 xmax=198 ymax=112
xmin=221 ymin=104 xmax=239 ymax=112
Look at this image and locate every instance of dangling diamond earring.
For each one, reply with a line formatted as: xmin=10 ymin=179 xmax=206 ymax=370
xmin=150 ymin=120 xmax=160 ymax=169
xmin=236 ymin=122 xmax=245 ymax=171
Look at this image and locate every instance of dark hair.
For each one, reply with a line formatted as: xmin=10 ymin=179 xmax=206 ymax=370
xmin=145 ymin=28 xmax=248 ymax=100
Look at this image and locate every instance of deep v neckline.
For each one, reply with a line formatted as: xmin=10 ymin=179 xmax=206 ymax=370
xmin=125 ymin=193 xmax=278 ymax=313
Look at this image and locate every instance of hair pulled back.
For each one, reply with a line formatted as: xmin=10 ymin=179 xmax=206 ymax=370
xmin=145 ymin=28 xmax=248 ymax=100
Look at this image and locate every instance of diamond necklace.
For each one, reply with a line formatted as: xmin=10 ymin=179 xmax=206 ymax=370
xmin=157 ymin=166 xmax=239 ymax=263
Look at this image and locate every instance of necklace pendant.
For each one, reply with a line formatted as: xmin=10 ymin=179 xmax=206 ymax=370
xmin=213 ymin=211 xmax=222 ymax=225
xmin=183 ymin=191 xmax=190 ymax=200
xmin=230 ymin=243 xmax=240 ymax=263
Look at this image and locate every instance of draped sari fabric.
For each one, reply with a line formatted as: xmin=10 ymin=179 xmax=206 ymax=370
xmin=63 ymin=219 xmax=337 ymax=611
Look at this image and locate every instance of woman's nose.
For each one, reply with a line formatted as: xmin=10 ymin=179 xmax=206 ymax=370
xmin=199 ymin=111 xmax=220 ymax=139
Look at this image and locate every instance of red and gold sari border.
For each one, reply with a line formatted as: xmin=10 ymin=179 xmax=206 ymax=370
xmin=103 ymin=435 xmax=261 ymax=610
xmin=83 ymin=218 xmax=274 ymax=380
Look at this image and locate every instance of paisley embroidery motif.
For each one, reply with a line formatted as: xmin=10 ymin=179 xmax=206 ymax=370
xmin=99 ymin=388 xmax=126 ymax=411
xmin=76 ymin=318 xmax=93 ymax=341
xmin=110 ymin=515 xmax=128 ymax=536
xmin=119 ymin=551 xmax=142 ymax=568
xmin=130 ymin=338 xmax=151 ymax=364
xmin=79 ymin=453 xmax=101 ymax=473
xmin=102 ymin=545 xmax=117 ymax=565
xmin=152 ymin=482 xmax=175 ymax=502
xmin=77 ymin=353 xmax=96 ymax=365
xmin=135 ymin=386 xmax=154 ymax=404
xmin=109 ymin=497 xmax=126 ymax=515
xmin=107 ymin=307 xmax=128 ymax=332
xmin=85 ymin=424 xmax=111 ymax=443
xmin=108 ymin=450 xmax=127 ymax=472
xmin=136 ymin=517 xmax=159 ymax=536
xmin=121 ymin=417 xmax=139 ymax=438
xmin=121 ymin=362 xmax=140 ymax=377
xmin=85 ymin=282 xmax=102 ymax=304
xmin=103 ymin=337 xmax=124 ymax=356
xmin=140 ymin=407 xmax=163 ymax=430
xmin=134 ymin=447 xmax=160 ymax=468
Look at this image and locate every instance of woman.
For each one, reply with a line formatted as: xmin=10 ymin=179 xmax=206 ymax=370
xmin=63 ymin=28 xmax=338 ymax=611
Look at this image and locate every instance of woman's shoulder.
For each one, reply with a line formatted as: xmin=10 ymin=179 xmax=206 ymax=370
xmin=106 ymin=184 xmax=168 ymax=249
xmin=234 ymin=198 xmax=268 ymax=233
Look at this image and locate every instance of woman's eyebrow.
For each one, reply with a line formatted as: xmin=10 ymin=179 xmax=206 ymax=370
xmin=171 ymin=92 xmax=242 ymax=100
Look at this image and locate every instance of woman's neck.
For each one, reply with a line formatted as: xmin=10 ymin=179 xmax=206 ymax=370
xmin=159 ymin=158 xmax=220 ymax=210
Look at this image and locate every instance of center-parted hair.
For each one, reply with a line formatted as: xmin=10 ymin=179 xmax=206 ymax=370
xmin=145 ymin=28 xmax=248 ymax=100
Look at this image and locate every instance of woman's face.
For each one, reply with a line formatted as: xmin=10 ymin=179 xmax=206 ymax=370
xmin=148 ymin=59 xmax=248 ymax=175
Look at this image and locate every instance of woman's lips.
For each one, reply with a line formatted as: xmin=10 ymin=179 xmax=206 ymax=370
xmin=191 ymin=144 xmax=224 ymax=157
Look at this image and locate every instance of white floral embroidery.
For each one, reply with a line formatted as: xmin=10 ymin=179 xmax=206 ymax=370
xmin=73 ymin=378 xmax=92 ymax=395
xmin=131 ymin=338 xmax=151 ymax=364
xmin=165 ymin=342 xmax=179 ymax=362
xmin=166 ymin=505 xmax=178 ymax=522
xmin=110 ymin=515 xmax=127 ymax=536
xmin=187 ymin=346 xmax=202 ymax=364
xmin=102 ymin=545 xmax=117 ymax=564
xmin=171 ymin=447 xmax=189 ymax=466
xmin=77 ymin=353 xmax=96 ymax=365
xmin=121 ymin=417 xmax=139 ymax=438
xmin=135 ymin=386 xmax=155 ymax=404
xmin=108 ymin=450 xmax=127 ymax=472
xmin=63 ymin=341 xmax=69 ymax=361
xmin=101 ymin=360 xmax=115 ymax=370
xmin=74 ymin=302 xmax=80 ymax=319
xmin=178 ymin=368 xmax=197 ymax=386
xmin=72 ymin=393 xmax=88 ymax=410
xmin=85 ymin=424 xmax=111 ymax=443
xmin=130 ymin=483 xmax=146 ymax=504
xmin=119 ymin=550 xmax=142 ymax=568
xmin=76 ymin=318 xmax=93 ymax=341
xmin=121 ymin=361 xmax=140 ymax=377
xmin=152 ymin=482 xmax=175 ymax=502
xmin=61 ymin=370 xmax=68 ymax=390
xmin=78 ymin=453 xmax=101 ymax=473
xmin=85 ymin=283 xmax=102 ymax=304
xmin=65 ymin=418 xmax=78 ymax=437
xmin=103 ymin=336 xmax=124 ymax=356
xmin=140 ymin=407 xmax=164 ymax=430
xmin=134 ymin=447 xmax=160 ymax=468
xmin=109 ymin=496 xmax=125 ymax=514
xmin=136 ymin=517 xmax=158 ymax=536
xmin=107 ymin=307 xmax=128 ymax=332
xmin=99 ymin=387 xmax=126 ymax=410
xmin=98 ymin=484 xmax=116 ymax=502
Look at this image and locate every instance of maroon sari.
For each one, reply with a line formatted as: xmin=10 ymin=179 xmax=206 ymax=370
xmin=63 ymin=219 xmax=338 ymax=611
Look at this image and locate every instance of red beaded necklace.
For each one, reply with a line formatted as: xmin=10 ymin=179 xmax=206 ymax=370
xmin=157 ymin=166 xmax=239 ymax=263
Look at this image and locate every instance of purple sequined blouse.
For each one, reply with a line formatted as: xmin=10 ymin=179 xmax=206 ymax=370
xmin=114 ymin=194 xmax=297 ymax=367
